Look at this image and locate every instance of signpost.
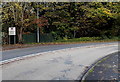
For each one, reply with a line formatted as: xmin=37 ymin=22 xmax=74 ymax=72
xmin=8 ymin=27 xmax=16 ymax=44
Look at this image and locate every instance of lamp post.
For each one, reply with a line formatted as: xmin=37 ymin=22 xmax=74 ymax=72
xmin=37 ymin=2 xmax=40 ymax=43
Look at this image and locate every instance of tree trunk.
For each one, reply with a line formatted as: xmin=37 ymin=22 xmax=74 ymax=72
xmin=18 ymin=27 xmax=23 ymax=44
xmin=73 ymin=30 xmax=76 ymax=38
xmin=18 ymin=2 xmax=24 ymax=44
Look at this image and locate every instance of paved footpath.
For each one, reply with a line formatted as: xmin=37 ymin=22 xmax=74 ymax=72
xmin=84 ymin=52 xmax=119 ymax=80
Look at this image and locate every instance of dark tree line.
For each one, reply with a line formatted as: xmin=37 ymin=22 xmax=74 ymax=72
xmin=1 ymin=2 xmax=120 ymax=43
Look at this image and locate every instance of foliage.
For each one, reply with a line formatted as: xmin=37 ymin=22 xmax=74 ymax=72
xmin=1 ymin=2 xmax=120 ymax=43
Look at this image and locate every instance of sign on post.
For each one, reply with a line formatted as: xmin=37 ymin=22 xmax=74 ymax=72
xmin=8 ymin=27 xmax=16 ymax=44
xmin=9 ymin=27 xmax=16 ymax=35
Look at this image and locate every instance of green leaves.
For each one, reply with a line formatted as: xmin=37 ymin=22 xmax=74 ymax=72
xmin=2 ymin=2 xmax=120 ymax=41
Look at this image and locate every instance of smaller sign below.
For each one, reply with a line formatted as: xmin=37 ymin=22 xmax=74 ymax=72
xmin=9 ymin=27 xmax=16 ymax=35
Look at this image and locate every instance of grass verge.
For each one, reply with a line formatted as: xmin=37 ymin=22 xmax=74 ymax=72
xmin=2 ymin=37 xmax=119 ymax=50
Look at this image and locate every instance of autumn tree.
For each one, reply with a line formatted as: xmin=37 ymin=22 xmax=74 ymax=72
xmin=2 ymin=2 xmax=35 ymax=43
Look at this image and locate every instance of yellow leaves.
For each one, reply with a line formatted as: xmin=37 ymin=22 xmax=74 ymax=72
xmin=80 ymin=5 xmax=88 ymax=11
xmin=42 ymin=7 xmax=49 ymax=10
xmin=14 ymin=3 xmax=22 ymax=10
xmin=97 ymin=8 xmax=113 ymax=17
xmin=56 ymin=6 xmax=64 ymax=9
xmin=2 ymin=13 xmax=9 ymax=20
xmin=52 ymin=22 xmax=60 ymax=25
xmin=24 ymin=19 xmax=29 ymax=22
xmin=24 ymin=23 xmax=30 ymax=27
xmin=103 ymin=10 xmax=112 ymax=15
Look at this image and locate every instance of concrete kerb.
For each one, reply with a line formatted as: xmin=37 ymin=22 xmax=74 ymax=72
xmin=0 ymin=43 xmax=118 ymax=66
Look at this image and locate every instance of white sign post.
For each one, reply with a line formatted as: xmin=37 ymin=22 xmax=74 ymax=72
xmin=9 ymin=27 xmax=16 ymax=35
xmin=9 ymin=27 xmax=16 ymax=44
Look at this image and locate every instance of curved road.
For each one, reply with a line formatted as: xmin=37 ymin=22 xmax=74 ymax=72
xmin=2 ymin=42 xmax=118 ymax=60
xmin=2 ymin=42 xmax=118 ymax=80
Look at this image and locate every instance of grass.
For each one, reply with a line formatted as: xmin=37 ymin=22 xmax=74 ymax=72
xmin=89 ymin=67 xmax=95 ymax=73
xmin=54 ymin=37 xmax=119 ymax=43
xmin=25 ymin=36 xmax=119 ymax=45
xmin=3 ymin=37 xmax=119 ymax=47
xmin=88 ymin=56 xmax=109 ymax=74
xmin=55 ymin=37 xmax=102 ymax=42
xmin=97 ymin=56 xmax=109 ymax=64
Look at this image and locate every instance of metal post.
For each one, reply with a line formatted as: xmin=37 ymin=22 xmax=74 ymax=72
xmin=14 ymin=35 xmax=16 ymax=44
xmin=37 ymin=3 xmax=40 ymax=43
xmin=9 ymin=35 xmax=10 ymax=45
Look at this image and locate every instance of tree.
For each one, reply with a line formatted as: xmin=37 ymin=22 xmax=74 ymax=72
xmin=2 ymin=2 xmax=35 ymax=43
xmin=33 ymin=16 xmax=48 ymax=34
xmin=2 ymin=2 xmax=120 ymax=44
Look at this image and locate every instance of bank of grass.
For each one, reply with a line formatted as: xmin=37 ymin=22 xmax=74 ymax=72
xmin=2 ymin=37 xmax=119 ymax=50
xmin=30 ymin=36 xmax=119 ymax=45
xmin=55 ymin=37 xmax=102 ymax=42
xmin=54 ymin=37 xmax=119 ymax=43
xmin=4 ymin=37 xmax=119 ymax=46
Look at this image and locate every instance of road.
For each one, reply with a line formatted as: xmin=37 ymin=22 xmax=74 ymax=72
xmin=2 ymin=42 xmax=118 ymax=60
xmin=2 ymin=42 xmax=118 ymax=80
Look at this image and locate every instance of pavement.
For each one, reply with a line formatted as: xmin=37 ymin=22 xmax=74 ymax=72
xmin=2 ymin=43 xmax=118 ymax=80
xmin=1 ymin=42 xmax=118 ymax=60
xmin=83 ymin=52 xmax=119 ymax=81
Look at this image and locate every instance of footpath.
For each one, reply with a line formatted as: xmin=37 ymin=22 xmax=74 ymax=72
xmin=83 ymin=52 xmax=119 ymax=81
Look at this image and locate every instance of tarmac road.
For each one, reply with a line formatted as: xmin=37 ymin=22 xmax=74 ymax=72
xmin=1 ymin=42 xmax=118 ymax=60
xmin=2 ymin=42 xmax=118 ymax=80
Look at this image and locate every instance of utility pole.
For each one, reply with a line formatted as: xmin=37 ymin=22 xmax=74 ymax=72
xmin=37 ymin=2 xmax=40 ymax=43
xmin=13 ymin=5 xmax=16 ymax=44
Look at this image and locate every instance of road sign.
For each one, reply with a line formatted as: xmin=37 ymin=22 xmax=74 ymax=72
xmin=9 ymin=27 xmax=16 ymax=35
xmin=8 ymin=27 xmax=16 ymax=44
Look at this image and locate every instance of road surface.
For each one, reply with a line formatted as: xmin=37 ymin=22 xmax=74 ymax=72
xmin=2 ymin=42 xmax=118 ymax=80
xmin=2 ymin=42 xmax=118 ymax=60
